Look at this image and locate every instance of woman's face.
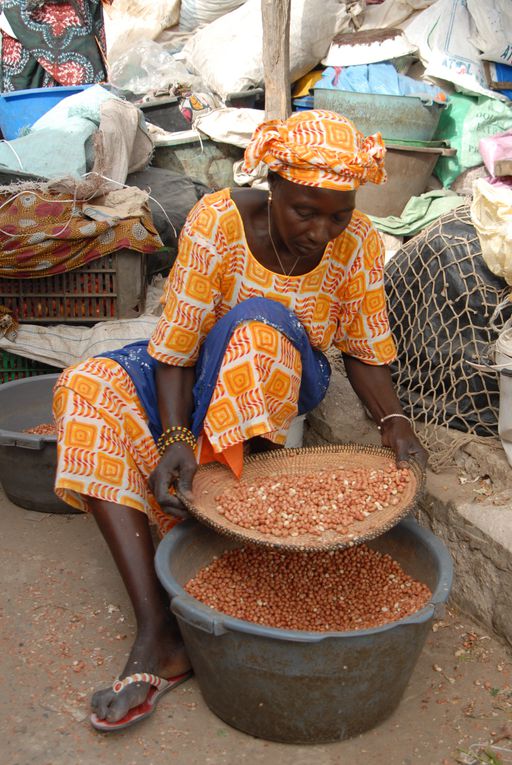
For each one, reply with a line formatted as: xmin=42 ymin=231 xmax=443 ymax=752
xmin=269 ymin=175 xmax=356 ymax=261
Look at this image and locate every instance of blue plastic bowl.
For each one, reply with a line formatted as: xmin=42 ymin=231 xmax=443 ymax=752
xmin=0 ymin=84 xmax=92 ymax=140
xmin=292 ymin=95 xmax=314 ymax=112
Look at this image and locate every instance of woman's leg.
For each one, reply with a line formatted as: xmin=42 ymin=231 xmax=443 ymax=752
xmin=203 ymin=321 xmax=302 ymax=453
xmin=53 ymin=359 xmax=188 ymax=721
xmin=89 ymin=499 xmax=190 ymax=723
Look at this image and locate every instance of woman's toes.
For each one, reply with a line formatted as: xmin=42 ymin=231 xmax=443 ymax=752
xmin=91 ymin=683 xmax=150 ymax=722
xmin=91 ymin=688 xmax=113 ymax=720
xmin=104 ymin=692 xmax=133 ymax=723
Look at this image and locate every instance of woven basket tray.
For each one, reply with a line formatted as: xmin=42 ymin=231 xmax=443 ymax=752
xmin=178 ymin=444 xmax=425 ymax=552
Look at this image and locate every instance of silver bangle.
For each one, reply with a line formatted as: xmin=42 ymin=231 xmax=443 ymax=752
xmin=377 ymin=413 xmax=410 ymax=431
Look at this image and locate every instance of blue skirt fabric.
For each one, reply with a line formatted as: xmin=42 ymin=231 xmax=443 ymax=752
xmin=99 ymin=297 xmax=331 ymax=443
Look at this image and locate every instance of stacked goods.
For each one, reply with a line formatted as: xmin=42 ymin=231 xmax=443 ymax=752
xmin=0 ymin=250 xmax=146 ymax=324
xmin=215 ymin=464 xmax=412 ymax=537
xmin=185 ymin=544 xmax=431 ymax=632
xmin=0 ymin=350 xmax=57 ymax=384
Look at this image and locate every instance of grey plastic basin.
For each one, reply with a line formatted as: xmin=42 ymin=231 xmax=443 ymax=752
xmin=0 ymin=374 xmax=72 ymax=513
xmin=155 ymin=517 xmax=453 ymax=744
xmin=313 ymin=88 xmax=445 ymax=142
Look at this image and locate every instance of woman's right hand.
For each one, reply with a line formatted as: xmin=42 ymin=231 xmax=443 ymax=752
xmin=148 ymin=442 xmax=197 ymax=519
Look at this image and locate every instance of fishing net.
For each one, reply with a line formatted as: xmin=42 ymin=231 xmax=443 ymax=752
xmin=385 ymin=205 xmax=511 ymax=471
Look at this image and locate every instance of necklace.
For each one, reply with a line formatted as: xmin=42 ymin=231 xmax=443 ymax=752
xmin=267 ymin=196 xmax=301 ymax=278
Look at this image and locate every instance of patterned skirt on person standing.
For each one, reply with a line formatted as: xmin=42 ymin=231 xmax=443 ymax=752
xmin=1 ymin=0 xmax=108 ymax=91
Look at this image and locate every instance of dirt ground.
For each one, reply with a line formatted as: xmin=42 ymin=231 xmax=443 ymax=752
xmin=2 ymin=487 xmax=512 ymax=765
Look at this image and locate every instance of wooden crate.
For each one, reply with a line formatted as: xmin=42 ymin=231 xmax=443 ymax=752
xmin=0 ymin=249 xmax=147 ymax=324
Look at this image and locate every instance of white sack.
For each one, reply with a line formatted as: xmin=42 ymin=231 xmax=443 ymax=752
xmin=104 ymin=0 xmax=181 ymax=65
xmin=403 ymin=0 xmax=506 ymax=100
xmin=192 ymin=108 xmax=265 ymax=149
xmin=360 ymin=0 xmax=437 ymax=31
xmin=183 ymin=0 xmax=349 ymax=100
xmin=0 ymin=317 xmax=159 ymax=370
xmin=179 ymin=0 xmax=247 ymax=32
xmin=466 ymin=0 xmax=512 ymax=67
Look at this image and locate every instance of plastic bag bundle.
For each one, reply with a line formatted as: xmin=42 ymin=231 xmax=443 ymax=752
xmin=317 ymin=63 xmax=446 ymax=102
xmin=471 ymin=179 xmax=512 ymax=287
xmin=109 ymin=41 xmax=203 ymax=95
xmin=385 ymin=206 xmax=510 ymax=468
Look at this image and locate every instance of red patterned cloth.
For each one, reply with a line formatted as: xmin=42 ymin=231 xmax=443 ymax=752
xmin=0 ymin=189 xmax=162 ymax=278
xmin=0 ymin=0 xmax=108 ymax=91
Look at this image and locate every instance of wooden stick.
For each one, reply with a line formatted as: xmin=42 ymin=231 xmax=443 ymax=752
xmin=261 ymin=0 xmax=291 ymax=120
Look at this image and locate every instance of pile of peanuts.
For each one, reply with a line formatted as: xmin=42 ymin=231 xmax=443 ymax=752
xmin=186 ymin=544 xmax=431 ymax=631
xmin=215 ymin=464 xmax=412 ymax=537
xmin=23 ymin=423 xmax=57 ymax=436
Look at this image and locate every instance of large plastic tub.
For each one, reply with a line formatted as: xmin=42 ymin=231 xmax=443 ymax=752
xmin=355 ymin=142 xmax=454 ymax=217
xmin=0 ymin=374 xmax=73 ymax=513
xmin=155 ymin=517 xmax=453 ymax=744
xmin=0 ymin=85 xmax=91 ymax=140
xmin=314 ymin=88 xmax=445 ymax=142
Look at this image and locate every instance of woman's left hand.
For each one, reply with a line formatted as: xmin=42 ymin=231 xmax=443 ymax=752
xmin=380 ymin=418 xmax=428 ymax=470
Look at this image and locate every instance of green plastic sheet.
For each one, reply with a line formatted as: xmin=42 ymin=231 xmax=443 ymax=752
xmin=434 ymin=93 xmax=512 ymax=187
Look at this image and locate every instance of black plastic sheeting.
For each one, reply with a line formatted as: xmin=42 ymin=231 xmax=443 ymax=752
xmin=126 ymin=166 xmax=211 ymax=278
xmin=385 ymin=205 xmax=511 ymax=437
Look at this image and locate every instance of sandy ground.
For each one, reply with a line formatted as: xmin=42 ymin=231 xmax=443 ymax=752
xmin=2 ymin=487 xmax=512 ymax=765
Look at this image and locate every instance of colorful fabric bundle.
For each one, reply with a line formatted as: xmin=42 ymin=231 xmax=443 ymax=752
xmin=0 ymin=190 xmax=162 ymax=278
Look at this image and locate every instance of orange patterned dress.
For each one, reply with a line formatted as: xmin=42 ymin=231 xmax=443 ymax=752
xmin=54 ymin=189 xmax=396 ymax=531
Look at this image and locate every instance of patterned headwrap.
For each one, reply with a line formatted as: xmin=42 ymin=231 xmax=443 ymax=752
xmin=242 ymin=109 xmax=387 ymax=191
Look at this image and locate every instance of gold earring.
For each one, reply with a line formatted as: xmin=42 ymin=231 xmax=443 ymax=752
xmin=268 ymin=190 xmax=272 ymax=203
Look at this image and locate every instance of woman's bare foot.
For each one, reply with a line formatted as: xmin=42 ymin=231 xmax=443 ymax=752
xmin=91 ymin=619 xmax=191 ymax=723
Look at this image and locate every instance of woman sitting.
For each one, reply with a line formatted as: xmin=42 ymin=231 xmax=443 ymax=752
xmin=53 ymin=109 xmax=427 ymax=731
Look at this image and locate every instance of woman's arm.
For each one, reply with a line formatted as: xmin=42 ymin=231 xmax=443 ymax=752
xmin=146 ymin=195 xmax=224 ymax=516
xmin=342 ymin=354 xmax=428 ymax=469
xmin=147 ymin=363 xmax=197 ymax=518
xmin=156 ymin=363 xmax=195 ymax=429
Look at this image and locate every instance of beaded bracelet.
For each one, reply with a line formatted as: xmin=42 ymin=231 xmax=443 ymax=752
xmin=377 ymin=413 xmax=411 ymax=432
xmin=158 ymin=431 xmax=197 ymax=455
xmin=157 ymin=425 xmax=196 ymax=450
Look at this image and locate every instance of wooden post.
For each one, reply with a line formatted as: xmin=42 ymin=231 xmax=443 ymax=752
xmin=261 ymin=0 xmax=291 ymax=120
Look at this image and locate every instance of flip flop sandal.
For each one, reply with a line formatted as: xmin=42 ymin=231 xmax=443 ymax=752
xmin=90 ymin=670 xmax=193 ymax=732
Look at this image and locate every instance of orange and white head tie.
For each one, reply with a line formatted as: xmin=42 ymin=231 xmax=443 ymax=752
xmin=242 ymin=109 xmax=387 ymax=191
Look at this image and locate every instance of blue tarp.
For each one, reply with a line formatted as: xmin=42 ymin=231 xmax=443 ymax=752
xmin=317 ymin=63 xmax=446 ymax=103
